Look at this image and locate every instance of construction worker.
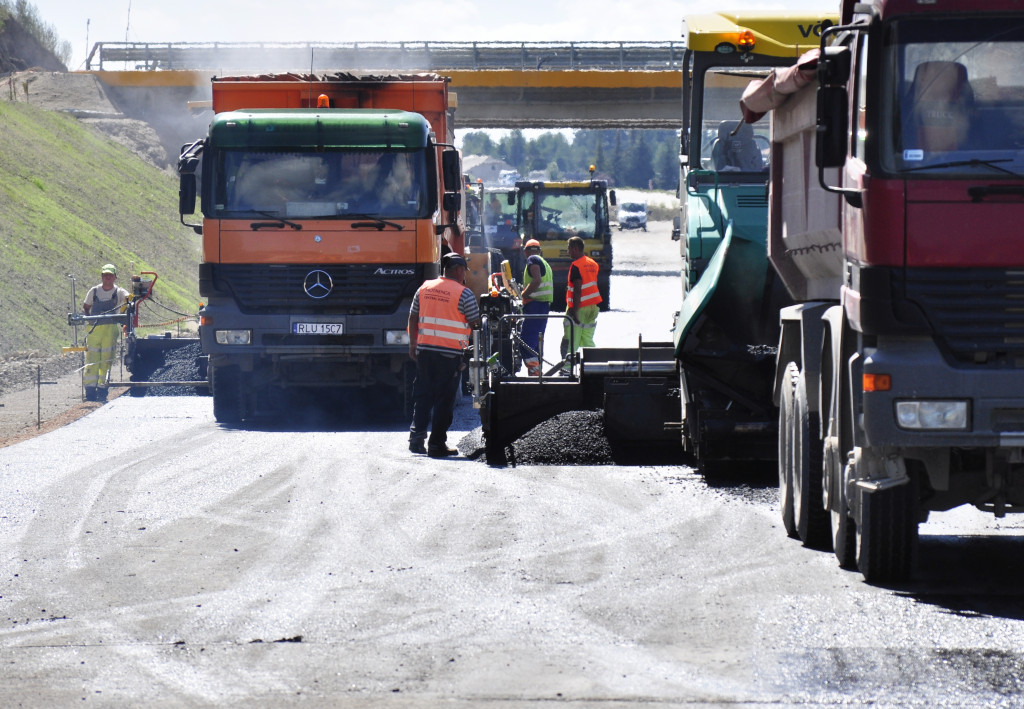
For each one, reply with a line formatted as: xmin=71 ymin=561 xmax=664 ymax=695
xmin=564 ymin=235 xmax=602 ymax=355
xmin=81 ymin=263 xmax=128 ymax=402
xmin=519 ymin=239 xmax=553 ymax=376
xmin=407 ymin=252 xmax=481 ymax=457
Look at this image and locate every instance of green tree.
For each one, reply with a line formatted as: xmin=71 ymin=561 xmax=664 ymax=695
xmin=624 ymin=133 xmax=655 ymax=188
xmin=653 ymin=138 xmax=679 ymax=191
xmin=499 ymin=130 xmax=527 ymax=173
xmin=461 ymin=131 xmax=495 ymax=156
xmin=593 ymin=140 xmax=605 ymax=177
xmin=0 ymin=0 xmax=71 ymax=66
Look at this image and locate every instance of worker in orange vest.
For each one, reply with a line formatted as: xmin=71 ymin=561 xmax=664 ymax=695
xmin=407 ymin=252 xmax=482 ymax=457
xmin=564 ymin=235 xmax=602 ymax=354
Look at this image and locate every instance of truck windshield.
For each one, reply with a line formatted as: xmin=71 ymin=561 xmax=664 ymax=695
xmin=211 ymin=148 xmax=429 ymax=219
xmin=523 ymin=191 xmax=605 ymax=241
xmin=883 ymin=18 xmax=1024 ymax=176
xmin=699 ymin=67 xmax=771 ymax=172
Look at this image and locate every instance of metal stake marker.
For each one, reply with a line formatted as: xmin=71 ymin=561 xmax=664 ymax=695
xmin=36 ymin=365 xmax=57 ymax=429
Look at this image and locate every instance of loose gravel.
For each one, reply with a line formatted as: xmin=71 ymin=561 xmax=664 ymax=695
xmin=129 ymin=341 xmax=205 ymax=396
xmin=503 ymin=409 xmax=615 ymax=466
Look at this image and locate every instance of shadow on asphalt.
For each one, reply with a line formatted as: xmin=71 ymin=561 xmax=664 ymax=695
xmin=889 ymin=536 xmax=1024 ymax=620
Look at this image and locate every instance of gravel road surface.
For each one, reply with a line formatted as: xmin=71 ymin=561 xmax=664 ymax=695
xmin=4 ymin=223 xmax=1024 ymax=706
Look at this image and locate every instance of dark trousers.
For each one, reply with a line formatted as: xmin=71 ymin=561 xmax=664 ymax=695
xmin=520 ymin=300 xmax=551 ymax=359
xmin=410 ymin=349 xmax=462 ymax=448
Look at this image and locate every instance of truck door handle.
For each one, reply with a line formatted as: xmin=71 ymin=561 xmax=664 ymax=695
xmin=968 ymin=185 xmax=1024 ymax=202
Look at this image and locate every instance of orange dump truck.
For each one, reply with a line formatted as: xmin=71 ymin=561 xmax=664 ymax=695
xmin=178 ymin=73 xmax=463 ymax=422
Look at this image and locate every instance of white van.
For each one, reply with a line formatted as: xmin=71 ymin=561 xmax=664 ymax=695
xmin=617 ymin=201 xmax=647 ymax=231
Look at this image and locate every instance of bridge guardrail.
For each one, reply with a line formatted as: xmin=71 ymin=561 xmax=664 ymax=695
xmin=87 ymin=41 xmax=684 ymax=72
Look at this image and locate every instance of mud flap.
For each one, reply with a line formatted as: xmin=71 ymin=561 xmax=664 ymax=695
xmin=855 ymin=477 xmax=919 ymax=584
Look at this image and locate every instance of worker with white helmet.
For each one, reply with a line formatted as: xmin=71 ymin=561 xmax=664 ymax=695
xmin=81 ymin=263 xmax=129 ymax=402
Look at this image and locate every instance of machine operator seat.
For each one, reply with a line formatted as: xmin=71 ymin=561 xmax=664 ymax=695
xmin=712 ymin=121 xmax=764 ymax=172
xmin=907 ymin=60 xmax=974 ymax=153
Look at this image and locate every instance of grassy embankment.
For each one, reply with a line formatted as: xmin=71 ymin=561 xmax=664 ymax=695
xmin=0 ymin=100 xmax=200 ymax=357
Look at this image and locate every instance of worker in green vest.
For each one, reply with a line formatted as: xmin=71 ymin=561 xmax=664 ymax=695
xmin=519 ymin=239 xmax=553 ymax=377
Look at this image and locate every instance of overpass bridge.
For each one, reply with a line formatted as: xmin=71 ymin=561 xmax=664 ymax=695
xmin=85 ymin=41 xmax=683 ymax=129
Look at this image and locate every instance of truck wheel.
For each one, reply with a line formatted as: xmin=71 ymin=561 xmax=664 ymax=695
xmin=827 ymin=440 xmax=857 ymax=569
xmin=794 ymin=369 xmax=831 ymax=550
xmin=402 ymin=361 xmax=417 ymax=420
xmin=479 ymin=395 xmax=508 ymax=466
xmin=211 ymin=365 xmax=245 ymax=424
xmin=778 ymin=362 xmax=798 ymax=538
xmin=856 ymin=473 xmax=919 ymax=584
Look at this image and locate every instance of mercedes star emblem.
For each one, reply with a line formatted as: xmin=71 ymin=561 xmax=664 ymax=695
xmin=303 ymin=269 xmax=333 ymax=299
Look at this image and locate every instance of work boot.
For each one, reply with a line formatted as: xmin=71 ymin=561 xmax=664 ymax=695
xmin=428 ymin=445 xmax=459 ymax=458
xmin=97 ymin=388 xmax=109 ymax=402
xmin=84 ymin=386 xmax=97 ymax=402
xmin=409 ymin=439 xmax=427 ymax=455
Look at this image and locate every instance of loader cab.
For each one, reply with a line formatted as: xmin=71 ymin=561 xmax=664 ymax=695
xmin=512 ymin=179 xmax=614 ymax=311
xmin=679 ymin=13 xmax=835 ymax=291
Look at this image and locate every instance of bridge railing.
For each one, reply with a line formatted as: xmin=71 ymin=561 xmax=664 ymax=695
xmin=86 ymin=41 xmax=684 ymax=72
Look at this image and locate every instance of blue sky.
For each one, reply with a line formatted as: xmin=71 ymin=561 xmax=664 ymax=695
xmin=36 ymin=0 xmax=834 ymax=71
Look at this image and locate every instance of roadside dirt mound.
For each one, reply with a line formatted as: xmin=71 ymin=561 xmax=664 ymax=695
xmin=2 ymin=70 xmax=169 ymax=169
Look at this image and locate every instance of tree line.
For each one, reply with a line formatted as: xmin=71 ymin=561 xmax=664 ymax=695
xmin=1 ymin=0 xmax=71 ymax=67
xmin=461 ymin=129 xmax=680 ymax=191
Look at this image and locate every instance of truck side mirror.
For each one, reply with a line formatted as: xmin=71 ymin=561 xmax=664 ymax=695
xmin=443 ymin=192 xmax=460 ymax=213
xmin=507 ymin=191 xmax=515 ymax=206
xmin=177 ymin=173 xmax=203 ymax=234
xmin=609 ymin=190 xmax=616 ymax=206
xmin=816 ymin=85 xmax=848 ymax=168
xmin=179 ymin=173 xmax=197 ymax=216
xmin=819 ymin=45 xmax=851 ymax=86
xmin=441 ymin=149 xmax=461 ymax=192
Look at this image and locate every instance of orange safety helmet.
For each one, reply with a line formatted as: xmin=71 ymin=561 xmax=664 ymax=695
xmin=524 ymin=239 xmax=541 ymax=249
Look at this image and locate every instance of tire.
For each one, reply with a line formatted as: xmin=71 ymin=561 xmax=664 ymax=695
xmin=403 ymin=361 xmax=418 ymax=420
xmin=794 ymin=369 xmax=831 ymax=549
xmin=856 ymin=472 xmax=919 ymax=584
xmin=828 ymin=441 xmax=857 ymax=570
xmin=778 ymin=362 xmax=798 ymax=538
xmin=480 ymin=394 xmax=508 ymax=466
xmin=211 ymin=365 xmax=245 ymax=424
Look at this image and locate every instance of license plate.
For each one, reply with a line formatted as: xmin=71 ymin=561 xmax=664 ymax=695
xmin=292 ymin=322 xmax=344 ymax=335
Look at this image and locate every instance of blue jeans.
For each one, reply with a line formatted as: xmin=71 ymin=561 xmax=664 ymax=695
xmin=410 ymin=349 xmax=462 ymax=449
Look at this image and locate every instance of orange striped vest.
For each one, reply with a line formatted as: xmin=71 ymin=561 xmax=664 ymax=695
xmin=566 ymin=254 xmax=602 ymax=308
xmin=417 ymin=277 xmax=472 ymax=351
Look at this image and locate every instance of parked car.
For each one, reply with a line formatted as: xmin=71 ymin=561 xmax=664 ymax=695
xmin=617 ymin=201 xmax=647 ymax=231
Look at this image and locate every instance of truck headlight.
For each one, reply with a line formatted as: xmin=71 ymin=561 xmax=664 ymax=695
xmin=385 ymin=330 xmax=409 ymax=346
xmin=215 ymin=329 xmax=251 ymax=345
xmin=895 ymin=400 xmax=968 ymax=430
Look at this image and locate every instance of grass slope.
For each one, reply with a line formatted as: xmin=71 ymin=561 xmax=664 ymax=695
xmin=0 ymin=101 xmax=200 ymax=356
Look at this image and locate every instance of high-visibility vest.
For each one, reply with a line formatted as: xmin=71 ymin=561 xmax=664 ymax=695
xmin=523 ymin=255 xmax=554 ymax=303
xmin=416 ymin=277 xmax=472 ymax=352
xmin=566 ymin=254 xmax=602 ymax=308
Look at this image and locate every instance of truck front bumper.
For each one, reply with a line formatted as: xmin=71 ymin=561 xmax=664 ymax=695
xmin=861 ymin=336 xmax=1024 ymax=449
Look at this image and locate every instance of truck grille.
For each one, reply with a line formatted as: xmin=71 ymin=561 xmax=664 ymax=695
xmin=204 ymin=263 xmax=425 ymax=314
xmin=906 ymin=268 xmax=1024 ymax=365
